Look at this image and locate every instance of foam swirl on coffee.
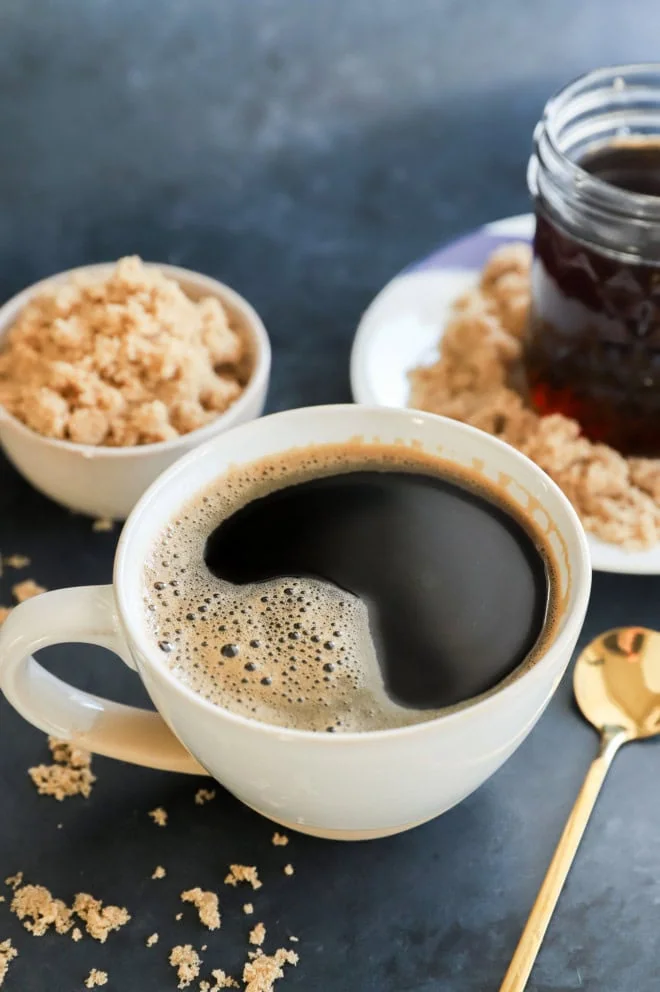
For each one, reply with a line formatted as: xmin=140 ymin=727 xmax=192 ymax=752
xmin=143 ymin=442 xmax=557 ymax=733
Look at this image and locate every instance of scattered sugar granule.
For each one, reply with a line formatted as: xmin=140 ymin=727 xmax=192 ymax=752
xmin=194 ymin=788 xmax=216 ymax=806
xmin=84 ymin=968 xmax=108 ymax=988
xmin=151 ymin=866 xmax=166 ymax=880
xmin=0 ymin=939 xmax=17 ymax=988
xmin=12 ymin=579 xmax=46 ymax=603
xmin=169 ymin=944 xmax=202 ymax=989
xmin=289 ymin=936 xmax=299 ymax=943
xmin=11 ymin=883 xmax=73 ymax=935
xmin=271 ymin=833 xmax=288 ymax=847
xmin=5 ymin=873 xmax=23 ymax=891
xmin=71 ymin=927 xmax=83 ymax=942
xmin=175 ymin=912 xmax=183 ymax=921
xmin=92 ymin=518 xmax=114 ymax=532
xmin=242 ymin=947 xmax=298 ymax=992
xmin=201 ymin=983 xmax=211 ymax=992
xmin=5 ymin=554 xmax=30 ymax=569
xmin=224 ymin=866 xmax=262 ymax=891
xmin=28 ymin=736 xmax=95 ymax=800
xmin=211 ymin=969 xmax=239 ymax=989
xmin=201 ymin=944 xmax=208 ymax=952
xmin=249 ymin=922 xmax=266 ymax=947
xmin=180 ymin=889 xmax=220 ymax=931
xmin=243 ymin=903 xmax=254 ymax=915
xmin=283 ymin=865 xmax=294 ymax=877
xmin=148 ymin=806 xmax=168 ymax=827
xmin=0 ymin=256 xmax=247 ymax=447
xmin=0 ymin=897 xmax=4 ymax=904
xmin=146 ymin=932 xmax=159 ymax=948
xmin=0 ymin=607 xmax=11 ymax=626
xmin=73 ymin=892 xmax=130 ymax=943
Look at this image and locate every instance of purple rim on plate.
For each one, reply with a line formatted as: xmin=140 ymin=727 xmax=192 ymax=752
xmin=406 ymin=229 xmax=531 ymax=274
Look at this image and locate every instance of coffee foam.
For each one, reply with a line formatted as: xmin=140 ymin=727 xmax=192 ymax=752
xmin=143 ymin=441 xmax=560 ymax=733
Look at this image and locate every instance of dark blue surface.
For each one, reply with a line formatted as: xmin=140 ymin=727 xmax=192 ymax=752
xmin=1 ymin=3 xmax=660 ymax=990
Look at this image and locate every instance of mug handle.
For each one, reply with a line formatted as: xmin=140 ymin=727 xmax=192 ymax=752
xmin=0 ymin=584 xmax=206 ymax=775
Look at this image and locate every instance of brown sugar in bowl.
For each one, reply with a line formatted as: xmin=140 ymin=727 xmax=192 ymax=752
xmin=0 ymin=262 xmax=271 ymax=518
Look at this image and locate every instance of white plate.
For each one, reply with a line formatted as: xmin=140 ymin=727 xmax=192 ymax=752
xmin=350 ymin=213 xmax=660 ymax=575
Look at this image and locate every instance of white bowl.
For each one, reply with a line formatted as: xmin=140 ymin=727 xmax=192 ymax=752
xmin=0 ymin=263 xmax=271 ymax=519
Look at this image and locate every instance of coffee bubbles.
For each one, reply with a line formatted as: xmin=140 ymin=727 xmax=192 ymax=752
xmin=142 ymin=446 xmax=435 ymax=733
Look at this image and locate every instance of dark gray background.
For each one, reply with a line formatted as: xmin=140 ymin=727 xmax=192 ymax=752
xmin=1 ymin=2 xmax=659 ymax=989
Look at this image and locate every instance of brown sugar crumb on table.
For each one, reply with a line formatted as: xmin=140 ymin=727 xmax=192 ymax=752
xmin=73 ymin=893 xmax=130 ymax=943
xmin=0 ymin=256 xmax=249 ymax=447
xmin=271 ymin=832 xmax=288 ymax=847
xmin=408 ymin=241 xmax=660 ymax=551
xmin=5 ymin=554 xmax=30 ymax=569
xmin=11 ymin=883 xmax=73 ymax=935
xmin=249 ymin=922 xmax=266 ymax=946
xmin=242 ymin=948 xmax=299 ymax=992
xmin=194 ymin=787 xmax=216 ymax=805
xmin=169 ymin=944 xmax=202 ymax=989
xmin=0 ymin=607 xmax=12 ymax=627
xmin=148 ymin=806 xmax=168 ymax=827
xmin=0 ymin=939 xmax=17 ymax=988
xmin=243 ymin=903 xmax=254 ymax=915
xmin=4 ymin=873 xmax=23 ymax=891
xmin=211 ymin=969 xmax=239 ymax=989
xmin=283 ymin=865 xmax=294 ymax=877
xmin=71 ymin=927 xmax=83 ymax=942
xmin=151 ymin=866 xmax=166 ymax=880
xmin=180 ymin=888 xmax=221 ymax=930
xmin=92 ymin=518 xmax=114 ymax=533
xmin=224 ymin=865 xmax=262 ymax=891
xmin=12 ymin=579 xmax=46 ymax=603
xmin=146 ymin=932 xmax=159 ymax=948
xmin=84 ymin=968 xmax=108 ymax=988
xmin=28 ymin=736 xmax=96 ymax=800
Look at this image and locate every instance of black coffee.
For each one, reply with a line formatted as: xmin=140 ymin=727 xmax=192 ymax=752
xmin=143 ymin=443 xmax=557 ymax=733
xmin=205 ymin=470 xmax=550 ymax=710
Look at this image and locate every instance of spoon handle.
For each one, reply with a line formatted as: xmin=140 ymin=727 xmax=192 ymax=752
xmin=499 ymin=725 xmax=628 ymax=992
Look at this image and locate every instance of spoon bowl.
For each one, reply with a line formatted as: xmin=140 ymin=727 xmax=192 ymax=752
xmin=574 ymin=626 xmax=660 ymax=740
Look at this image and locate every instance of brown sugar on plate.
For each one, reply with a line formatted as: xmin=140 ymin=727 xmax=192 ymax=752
xmin=180 ymin=888 xmax=221 ymax=930
xmin=28 ymin=736 xmax=96 ymax=800
xmin=0 ymin=939 xmax=17 ymax=988
xmin=224 ymin=865 xmax=262 ymax=891
xmin=148 ymin=806 xmax=168 ymax=827
xmin=169 ymin=944 xmax=202 ymax=989
xmin=408 ymin=242 xmax=660 ymax=550
xmin=0 ymin=256 xmax=249 ymax=447
xmin=84 ymin=968 xmax=108 ymax=988
xmin=271 ymin=832 xmax=288 ymax=847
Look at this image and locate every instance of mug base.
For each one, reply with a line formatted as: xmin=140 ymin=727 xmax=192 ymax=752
xmin=245 ymin=802 xmax=433 ymax=841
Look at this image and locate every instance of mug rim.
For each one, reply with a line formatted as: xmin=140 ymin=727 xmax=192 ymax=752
xmin=114 ymin=403 xmax=592 ymax=744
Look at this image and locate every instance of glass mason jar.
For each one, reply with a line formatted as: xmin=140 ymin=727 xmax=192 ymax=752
xmin=525 ymin=64 xmax=660 ymax=456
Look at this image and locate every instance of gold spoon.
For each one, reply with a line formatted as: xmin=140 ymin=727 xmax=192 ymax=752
xmin=500 ymin=626 xmax=660 ymax=992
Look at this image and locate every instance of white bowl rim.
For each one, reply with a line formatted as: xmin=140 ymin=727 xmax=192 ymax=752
xmin=0 ymin=261 xmax=271 ymax=460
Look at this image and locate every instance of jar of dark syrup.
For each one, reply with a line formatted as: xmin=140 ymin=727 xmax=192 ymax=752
xmin=526 ymin=64 xmax=660 ymax=456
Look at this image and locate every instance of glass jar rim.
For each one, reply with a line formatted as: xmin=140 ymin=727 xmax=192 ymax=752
xmin=530 ymin=63 xmax=660 ymax=259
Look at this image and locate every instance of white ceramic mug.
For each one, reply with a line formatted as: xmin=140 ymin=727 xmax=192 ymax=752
xmin=0 ymin=405 xmax=591 ymax=840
